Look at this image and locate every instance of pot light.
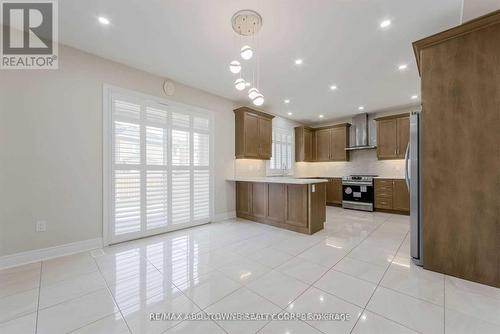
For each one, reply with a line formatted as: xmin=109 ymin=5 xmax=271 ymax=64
xmin=240 ymin=45 xmax=253 ymax=60
xmin=319 ymin=114 xmax=324 ymax=118
xmin=358 ymin=106 xmax=365 ymax=110
xmin=411 ymin=95 xmax=418 ymax=99
xmin=294 ymin=59 xmax=303 ymax=65
xmin=248 ymin=87 xmax=259 ymax=100
xmin=229 ymin=60 xmax=241 ymax=74
xmin=253 ymin=93 xmax=264 ymax=106
xmin=98 ymin=16 xmax=110 ymax=25
xmin=287 ymin=112 xmax=293 ymax=116
xmin=330 ymin=85 xmax=338 ymax=91
xmin=284 ymin=99 xmax=290 ymax=104
xmin=398 ymin=64 xmax=408 ymax=70
xmin=234 ymin=78 xmax=246 ymax=91
xmin=380 ymin=20 xmax=391 ymax=28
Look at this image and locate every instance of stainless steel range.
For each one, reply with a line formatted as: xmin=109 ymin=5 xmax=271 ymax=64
xmin=342 ymin=175 xmax=377 ymax=212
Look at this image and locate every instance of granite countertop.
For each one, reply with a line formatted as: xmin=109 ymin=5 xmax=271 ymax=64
xmin=227 ymin=176 xmax=328 ymax=184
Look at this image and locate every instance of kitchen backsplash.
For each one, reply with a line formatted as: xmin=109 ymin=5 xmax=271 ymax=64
xmin=294 ymin=149 xmax=406 ymax=178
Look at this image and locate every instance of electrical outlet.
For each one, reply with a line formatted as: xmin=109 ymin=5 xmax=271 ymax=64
xmin=36 ymin=221 xmax=46 ymax=232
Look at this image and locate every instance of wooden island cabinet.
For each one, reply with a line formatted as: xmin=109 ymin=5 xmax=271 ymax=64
xmin=234 ymin=178 xmax=326 ymax=235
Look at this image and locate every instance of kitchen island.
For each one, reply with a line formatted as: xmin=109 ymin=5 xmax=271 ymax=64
xmin=228 ymin=177 xmax=327 ymax=234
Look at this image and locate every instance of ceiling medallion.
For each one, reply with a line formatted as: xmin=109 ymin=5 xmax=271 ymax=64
xmin=228 ymin=9 xmax=264 ymax=107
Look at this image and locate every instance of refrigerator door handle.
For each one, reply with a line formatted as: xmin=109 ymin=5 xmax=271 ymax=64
xmin=404 ymin=143 xmax=410 ymax=191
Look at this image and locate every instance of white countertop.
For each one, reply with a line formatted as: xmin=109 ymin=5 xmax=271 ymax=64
xmin=227 ymin=176 xmax=328 ymax=184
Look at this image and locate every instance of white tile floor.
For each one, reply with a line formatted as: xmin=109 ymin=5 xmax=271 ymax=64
xmin=1 ymin=207 xmax=499 ymax=334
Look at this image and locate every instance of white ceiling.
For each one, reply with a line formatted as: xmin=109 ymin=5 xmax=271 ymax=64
xmin=57 ymin=0 xmax=463 ymax=124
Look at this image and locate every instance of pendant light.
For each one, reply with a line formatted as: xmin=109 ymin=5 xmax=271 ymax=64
xmin=253 ymin=93 xmax=264 ymax=106
xmin=229 ymin=60 xmax=241 ymax=74
xmin=240 ymin=45 xmax=253 ymax=60
xmin=248 ymin=87 xmax=259 ymax=100
xmin=234 ymin=78 xmax=246 ymax=91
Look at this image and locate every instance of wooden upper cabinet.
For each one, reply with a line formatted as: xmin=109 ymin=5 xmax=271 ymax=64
xmin=375 ymin=114 xmax=409 ymax=160
xmin=234 ymin=107 xmax=274 ymax=159
xmin=330 ymin=126 xmax=350 ymax=161
xmin=295 ymin=126 xmax=313 ymax=162
xmin=314 ymin=129 xmax=331 ymax=161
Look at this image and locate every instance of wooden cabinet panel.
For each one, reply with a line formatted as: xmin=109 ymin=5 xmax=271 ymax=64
xmin=397 ymin=116 xmax=410 ymax=158
xmin=252 ymin=182 xmax=267 ymax=219
xmin=393 ymin=180 xmax=410 ymax=211
xmin=236 ymin=182 xmax=252 ymax=216
xmin=304 ymin=129 xmax=313 ymax=161
xmin=375 ymin=197 xmax=393 ymax=210
xmin=326 ymin=178 xmax=342 ymax=205
xmin=330 ymin=127 xmax=349 ymax=161
xmin=234 ymin=107 xmax=274 ymax=160
xmin=258 ymin=118 xmax=272 ymax=159
xmin=244 ymin=113 xmax=260 ymax=158
xmin=267 ymin=183 xmax=286 ymax=223
xmin=414 ymin=13 xmax=500 ymax=286
xmin=295 ymin=126 xmax=314 ymax=162
xmin=285 ymin=184 xmax=308 ymax=227
xmin=377 ymin=119 xmax=398 ymax=159
xmin=315 ymin=129 xmax=331 ymax=161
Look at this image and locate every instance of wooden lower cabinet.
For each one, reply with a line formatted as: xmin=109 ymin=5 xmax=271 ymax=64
xmin=236 ymin=181 xmax=326 ymax=234
xmin=374 ymin=178 xmax=409 ymax=214
xmin=326 ymin=178 xmax=342 ymax=206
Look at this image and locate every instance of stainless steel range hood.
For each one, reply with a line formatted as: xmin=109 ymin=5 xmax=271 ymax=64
xmin=345 ymin=113 xmax=377 ymax=151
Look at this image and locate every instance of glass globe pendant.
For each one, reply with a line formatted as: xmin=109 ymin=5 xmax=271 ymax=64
xmin=229 ymin=60 xmax=241 ymax=74
xmin=234 ymin=78 xmax=246 ymax=91
xmin=252 ymin=93 xmax=264 ymax=106
xmin=240 ymin=45 xmax=253 ymax=60
xmin=248 ymin=87 xmax=259 ymax=100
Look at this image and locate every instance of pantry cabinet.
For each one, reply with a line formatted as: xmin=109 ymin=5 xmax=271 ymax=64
xmin=234 ymin=107 xmax=274 ymax=159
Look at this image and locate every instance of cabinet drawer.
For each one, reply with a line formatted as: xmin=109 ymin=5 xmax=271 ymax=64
xmin=375 ymin=197 xmax=393 ymax=209
xmin=375 ymin=179 xmax=393 ymax=187
xmin=375 ymin=191 xmax=393 ymax=199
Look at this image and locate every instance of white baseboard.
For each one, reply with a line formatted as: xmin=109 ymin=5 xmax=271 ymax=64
xmin=213 ymin=211 xmax=236 ymax=222
xmin=0 ymin=238 xmax=103 ymax=270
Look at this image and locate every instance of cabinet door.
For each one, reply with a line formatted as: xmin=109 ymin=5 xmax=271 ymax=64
xmin=244 ymin=113 xmax=260 ymax=158
xmin=267 ymin=183 xmax=286 ymax=223
xmin=258 ymin=118 xmax=272 ymax=159
xmin=331 ymin=178 xmax=342 ymax=204
xmin=315 ymin=129 xmax=331 ymax=161
xmin=304 ymin=129 xmax=313 ymax=161
xmin=377 ymin=119 xmax=398 ymax=159
xmin=326 ymin=179 xmax=336 ymax=203
xmin=285 ymin=184 xmax=308 ymax=227
xmin=393 ymin=179 xmax=410 ymax=211
xmin=252 ymin=182 xmax=267 ymax=218
xmin=397 ymin=116 xmax=410 ymax=158
xmin=330 ymin=127 xmax=349 ymax=161
xmin=236 ymin=182 xmax=252 ymax=216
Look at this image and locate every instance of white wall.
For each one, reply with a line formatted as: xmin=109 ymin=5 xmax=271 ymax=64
xmin=0 ymin=44 xmax=236 ymax=256
xmin=462 ymin=0 xmax=500 ymax=22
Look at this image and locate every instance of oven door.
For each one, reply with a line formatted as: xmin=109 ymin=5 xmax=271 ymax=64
xmin=342 ymin=182 xmax=374 ymax=211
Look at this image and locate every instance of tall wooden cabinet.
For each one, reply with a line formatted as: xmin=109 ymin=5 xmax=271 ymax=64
xmin=375 ymin=114 xmax=409 ymax=160
xmin=234 ymin=107 xmax=274 ymax=159
xmin=413 ymin=10 xmax=500 ymax=287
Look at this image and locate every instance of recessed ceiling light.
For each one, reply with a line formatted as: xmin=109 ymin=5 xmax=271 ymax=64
xmin=287 ymin=112 xmax=293 ymax=116
xmin=380 ymin=20 xmax=392 ymax=28
xmin=398 ymin=64 xmax=408 ymax=70
xmin=411 ymin=95 xmax=418 ymax=99
xmin=358 ymin=106 xmax=365 ymax=110
xmin=284 ymin=99 xmax=290 ymax=104
xmin=294 ymin=59 xmax=303 ymax=65
xmin=330 ymin=85 xmax=338 ymax=91
xmin=319 ymin=114 xmax=324 ymax=118
xmin=98 ymin=16 xmax=110 ymax=25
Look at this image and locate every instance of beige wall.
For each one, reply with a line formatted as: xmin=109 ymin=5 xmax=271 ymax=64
xmin=0 ymin=44 xmax=236 ymax=256
xmin=462 ymin=0 xmax=500 ymax=22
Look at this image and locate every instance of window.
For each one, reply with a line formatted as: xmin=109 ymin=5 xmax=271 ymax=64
xmin=269 ymin=128 xmax=293 ymax=174
xmin=104 ymin=86 xmax=213 ymax=244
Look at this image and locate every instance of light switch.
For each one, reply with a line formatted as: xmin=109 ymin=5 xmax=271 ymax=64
xmin=312 ymin=184 xmax=316 ymax=192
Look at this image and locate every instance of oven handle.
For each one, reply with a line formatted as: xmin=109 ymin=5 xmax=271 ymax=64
xmin=342 ymin=182 xmax=373 ymax=186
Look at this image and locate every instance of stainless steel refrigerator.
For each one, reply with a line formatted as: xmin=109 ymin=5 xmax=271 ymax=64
xmin=405 ymin=111 xmax=423 ymax=266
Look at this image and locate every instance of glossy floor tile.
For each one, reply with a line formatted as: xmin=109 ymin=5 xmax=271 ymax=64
xmin=2 ymin=208 xmax=499 ymax=333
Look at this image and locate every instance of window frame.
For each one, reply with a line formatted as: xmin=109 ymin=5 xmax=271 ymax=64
xmin=267 ymin=126 xmax=294 ymax=176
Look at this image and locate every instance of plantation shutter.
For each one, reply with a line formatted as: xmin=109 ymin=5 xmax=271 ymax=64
xmin=108 ymin=90 xmax=212 ymax=243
